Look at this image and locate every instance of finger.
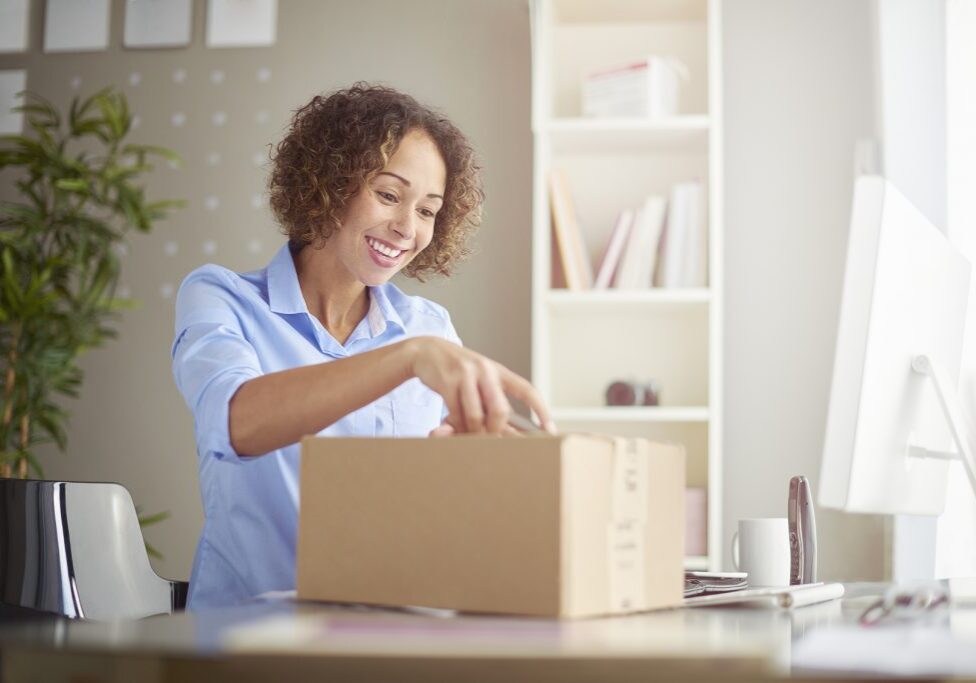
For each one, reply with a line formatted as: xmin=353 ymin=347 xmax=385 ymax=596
xmin=442 ymin=391 xmax=464 ymax=434
xmin=429 ymin=423 xmax=456 ymax=438
xmin=496 ymin=364 xmax=556 ymax=433
xmin=479 ymin=367 xmax=511 ymax=434
xmin=502 ymin=425 xmax=522 ymax=437
xmin=459 ymin=368 xmax=485 ymax=433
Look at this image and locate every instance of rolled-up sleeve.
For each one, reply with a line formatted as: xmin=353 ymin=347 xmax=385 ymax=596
xmin=172 ymin=267 xmax=262 ymax=464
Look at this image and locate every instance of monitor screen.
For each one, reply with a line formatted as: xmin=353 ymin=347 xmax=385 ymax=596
xmin=819 ymin=176 xmax=971 ymax=516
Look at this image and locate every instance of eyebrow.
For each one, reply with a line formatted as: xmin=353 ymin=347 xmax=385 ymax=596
xmin=377 ymin=171 xmax=444 ymax=200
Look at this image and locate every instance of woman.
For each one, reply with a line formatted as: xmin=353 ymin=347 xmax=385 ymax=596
xmin=172 ymin=83 xmax=554 ymax=608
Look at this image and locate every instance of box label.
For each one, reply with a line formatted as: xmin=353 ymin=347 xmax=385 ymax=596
xmin=607 ymin=520 xmax=646 ymax=611
xmin=608 ymin=439 xmax=649 ymax=611
xmin=612 ymin=439 xmax=649 ymax=523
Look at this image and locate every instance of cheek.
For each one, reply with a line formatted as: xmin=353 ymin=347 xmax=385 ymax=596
xmin=418 ymin=222 xmax=437 ymax=251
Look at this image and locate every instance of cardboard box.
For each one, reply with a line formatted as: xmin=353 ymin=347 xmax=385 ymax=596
xmin=297 ymin=434 xmax=685 ymax=618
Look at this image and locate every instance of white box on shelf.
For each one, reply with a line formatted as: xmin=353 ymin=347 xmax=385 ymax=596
xmin=582 ymin=56 xmax=689 ymax=119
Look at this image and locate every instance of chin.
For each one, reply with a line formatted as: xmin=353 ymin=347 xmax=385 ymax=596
xmin=361 ymin=271 xmax=398 ymax=287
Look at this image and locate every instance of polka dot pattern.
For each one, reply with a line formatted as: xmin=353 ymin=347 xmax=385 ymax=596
xmin=119 ymin=66 xmax=279 ymax=294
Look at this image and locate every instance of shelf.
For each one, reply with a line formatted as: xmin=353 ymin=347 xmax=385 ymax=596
xmin=552 ymin=406 xmax=710 ymax=423
xmin=546 ymin=288 xmax=711 ymax=309
xmin=534 ymin=0 xmax=722 ymax=576
xmin=552 ymin=0 xmax=707 ymax=24
xmin=547 ymin=117 xmax=709 ymax=155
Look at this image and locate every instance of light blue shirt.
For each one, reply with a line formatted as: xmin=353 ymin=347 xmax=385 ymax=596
xmin=172 ymin=243 xmax=459 ymax=609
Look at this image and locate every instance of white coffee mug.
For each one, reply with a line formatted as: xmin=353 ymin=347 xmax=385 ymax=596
xmin=731 ymin=517 xmax=791 ymax=587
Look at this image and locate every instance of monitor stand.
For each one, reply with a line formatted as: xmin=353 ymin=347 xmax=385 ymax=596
xmin=906 ymin=354 xmax=976 ymax=499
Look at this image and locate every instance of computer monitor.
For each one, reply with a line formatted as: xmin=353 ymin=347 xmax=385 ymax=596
xmin=819 ymin=176 xmax=976 ymax=516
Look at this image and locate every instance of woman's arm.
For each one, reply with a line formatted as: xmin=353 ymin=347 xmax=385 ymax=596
xmin=229 ymin=336 xmax=553 ymax=456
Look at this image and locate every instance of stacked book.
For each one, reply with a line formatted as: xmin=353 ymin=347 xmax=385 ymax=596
xmin=549 ymin=171 xmax=707 ymax=291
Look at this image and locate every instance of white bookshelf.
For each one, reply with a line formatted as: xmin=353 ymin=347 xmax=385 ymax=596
xmin=530 ymin=0 xmax=724 ymax=570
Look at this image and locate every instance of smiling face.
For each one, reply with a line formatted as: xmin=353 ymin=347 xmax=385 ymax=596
xmin=328 ymin=129 xmax=447 ymax=287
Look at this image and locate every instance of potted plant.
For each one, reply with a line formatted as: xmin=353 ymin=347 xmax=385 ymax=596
xmin=0 ymin=87 xmax=183 ymax=555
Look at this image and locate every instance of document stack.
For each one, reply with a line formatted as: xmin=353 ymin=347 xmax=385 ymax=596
xmin=582 ymin=56 xmax=689 ymax=119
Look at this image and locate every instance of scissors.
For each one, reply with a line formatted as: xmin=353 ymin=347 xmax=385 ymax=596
xmin=507 ymin=413 xmax=550 ymax=434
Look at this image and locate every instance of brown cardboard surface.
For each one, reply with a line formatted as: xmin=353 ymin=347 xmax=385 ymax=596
xmin=297 ymin=434 xmax=684 ymax=618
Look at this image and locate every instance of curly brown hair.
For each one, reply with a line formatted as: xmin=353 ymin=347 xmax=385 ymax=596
xmin=268 ymin=83 xmax=484 ymax=280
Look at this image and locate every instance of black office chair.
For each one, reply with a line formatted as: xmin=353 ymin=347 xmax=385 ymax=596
xmin=0 ymin=479 xmax=188 ymax=620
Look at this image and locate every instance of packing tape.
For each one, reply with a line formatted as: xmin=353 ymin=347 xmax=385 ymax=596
xmin=607 ymin=437 xmax=648 ymax=611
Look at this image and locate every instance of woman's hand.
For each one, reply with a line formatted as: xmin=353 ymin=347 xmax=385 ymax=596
xmin=406 ymin=337 xmax=555 ymax=435
xmin=428 ymin=422 xmax=524 ymax=437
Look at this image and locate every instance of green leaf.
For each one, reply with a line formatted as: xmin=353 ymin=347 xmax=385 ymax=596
xmin=137 ymin=509 xmax=171 ymax=527
xmin=144 ymin=199 xmax=187 ymax=216
xmin=35 ymin=410 xmax=68 ymax=451
xmin=21 ymin=450 xmax=45 ymax=479
xmin=1 ymin=248 xmax=22 ymax=310
xmin=123 ymin=145 xmax=181 ymax=164
xmin=54 ymin=178 xmax=88 ymax=192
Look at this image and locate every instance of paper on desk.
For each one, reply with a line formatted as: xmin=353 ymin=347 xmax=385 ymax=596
xmin=685 ymin=583 xmax=843 ymax=609
xmin=793 ymin=625 xmax=976 ymax=677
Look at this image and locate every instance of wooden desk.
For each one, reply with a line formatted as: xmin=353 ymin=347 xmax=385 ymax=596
xmin=0 ymin=585 xmax=931 ymax=682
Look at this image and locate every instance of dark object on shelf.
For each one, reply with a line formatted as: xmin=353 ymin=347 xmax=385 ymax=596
xmin=606 ymin=380 xmax=660 ymax=406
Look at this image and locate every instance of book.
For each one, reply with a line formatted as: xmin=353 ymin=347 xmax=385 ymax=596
xmin=656 ymin=182 xmax=705 ymax=288
xmin=593 ymin=209 xmax=634 ymax=289
xmin=549 ymin=170 xmax=593 ymax=290
xmin=637 ymin=196 xmax=667 ymax=287
xmin=615 ymin=195 xmax=666 ymax=289
xmin=680 ymin=181 xmax=707 ymax=287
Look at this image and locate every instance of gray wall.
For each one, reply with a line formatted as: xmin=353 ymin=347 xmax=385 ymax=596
xmin=2 ymin=0 xmax=888 ymax=582
xmin=722 ymin=0 xmax=886 ymax=579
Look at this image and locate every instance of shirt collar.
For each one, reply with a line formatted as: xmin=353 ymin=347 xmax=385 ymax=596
xmin=267 ymin=242 xmax=405 ymax=338
xmin=267 ymin=243 xmax=307 ymax=315
xmin=366 ymin=284 xmax=405 ymax=337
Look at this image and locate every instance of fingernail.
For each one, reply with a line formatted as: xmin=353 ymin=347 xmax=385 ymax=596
xmin=544 ymin=420 xmax=558 ymax=435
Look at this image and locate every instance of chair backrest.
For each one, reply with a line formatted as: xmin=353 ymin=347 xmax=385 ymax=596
xmin=0 ymin=479 xmax=184 ymax=620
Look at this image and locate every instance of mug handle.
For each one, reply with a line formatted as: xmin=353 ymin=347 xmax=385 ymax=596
xmin=731 ymin=531 xmax=740 ymax=570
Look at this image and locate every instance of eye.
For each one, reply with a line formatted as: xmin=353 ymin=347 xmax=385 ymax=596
xmin=376 ymin=190 xmax=398 ymax=203
xmin=418 ymin=207 xmax=437 ymax=219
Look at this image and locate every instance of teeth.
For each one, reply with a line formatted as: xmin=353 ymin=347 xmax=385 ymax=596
xmin=367 ymin=237 xmax=403 ymax=259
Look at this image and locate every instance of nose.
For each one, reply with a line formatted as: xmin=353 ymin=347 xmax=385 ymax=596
xmin=391 ymin=206 xmax=417 ymax=241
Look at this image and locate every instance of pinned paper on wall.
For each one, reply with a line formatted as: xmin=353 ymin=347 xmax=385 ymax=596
xmin=0 ymin=70 xmax=26 ymax=134
xmin=44 ymin=0 xmax=110 ymax=53
xmin=206 ymin=0 xmax=277 ymax=48
xmin=0 ymin=0 xmax=30 ymax=53
xmin=124 ymin=0 xmax=193 ymax=48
